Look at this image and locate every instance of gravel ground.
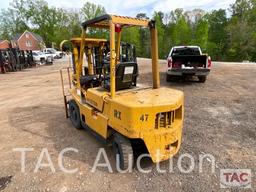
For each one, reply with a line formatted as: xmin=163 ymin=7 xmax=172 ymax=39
xmin=0 ymin=58 xmax=255 ymax=192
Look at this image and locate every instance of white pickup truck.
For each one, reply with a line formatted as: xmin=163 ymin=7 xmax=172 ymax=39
xmin=166 ymin=46 xmax=212 ymax=83
xmin=32 ymin=51 xmax=53 ymax=65
xmin=42 ymin=48 xmax=63 ymax=59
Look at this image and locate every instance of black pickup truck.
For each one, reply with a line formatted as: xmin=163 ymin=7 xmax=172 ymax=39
xmin=166 ymin=46 xmax=212 ymax=83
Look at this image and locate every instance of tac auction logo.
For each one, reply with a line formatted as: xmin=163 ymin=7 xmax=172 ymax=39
xmin=220 ymin=169 xmax=252 ymax=189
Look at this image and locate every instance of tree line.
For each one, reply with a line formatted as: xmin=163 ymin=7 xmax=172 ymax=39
xmin=0 ymin=0 xmax=255 ymax=62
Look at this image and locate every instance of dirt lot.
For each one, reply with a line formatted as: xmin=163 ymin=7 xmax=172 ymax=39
xmin=0 ymin=58 xmax=255 ymax=192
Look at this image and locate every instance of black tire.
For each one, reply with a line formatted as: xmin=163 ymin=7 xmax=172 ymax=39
xmin=113 ymin=133 xmax=134 ymax=170
xmin=198 ymin=76 xmax=207 ymax=83
xmin=68 ymin=100 xmax=82 ymax=129
xmin=166 ymin=74 xmax=172 ymax=82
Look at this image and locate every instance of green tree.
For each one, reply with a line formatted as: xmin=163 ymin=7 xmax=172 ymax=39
xmin=193 ymin=18 xmax=209 ymax=50
xmin=121 ymin=27 xmax=140 ymax=56
xmin=66 ymin=9 xmax=82 ymax=38
xmin=0 ymin=0 xmax=108 ymax=48
xmin=206 ymin=9 xmax=228 ymax=60
xmin=80 ymin=2 xmax=107 ymax=38
xmin=1 ymin=0 xmax=256 ymax=62
xmin=226 ymin=0 xmax=256 ymax=61
xmin=136 ymin=13 xmax=150 ymax=58
xmin=81 ymin=2 xmax=106 ymax=20
xmin=153 ymin=12 xmax=165 ymax=58
xmin=173 ymin=15 xmax=191 ymax=45
xmin=0 ymin=0 xmax=30 ymax=39
xmin=25 ymin=0 xmax=70 ymax=46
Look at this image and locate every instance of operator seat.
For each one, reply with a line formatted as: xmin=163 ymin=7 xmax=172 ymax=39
xmin=104 ymin=62 xmax=138 ymax=91
xmin=80 ymin=75 xmax=100 ymax=89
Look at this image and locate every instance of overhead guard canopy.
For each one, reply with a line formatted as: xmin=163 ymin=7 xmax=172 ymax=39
xmin=79 ymin=14 xmax=159 ymax=98
xmin=81 ymin=14 xmax=153 ymax=29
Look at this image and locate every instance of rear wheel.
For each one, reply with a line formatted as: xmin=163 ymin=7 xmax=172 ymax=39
xmin=166 ymin=74 xmax=172 ymax=82
xmin=113 ymin=133 xmax=134 ymax=170
xmin=68 ymin=100 xmax=82 ymax=129
xmin=198 ymin=76 xmax=207 ymax=83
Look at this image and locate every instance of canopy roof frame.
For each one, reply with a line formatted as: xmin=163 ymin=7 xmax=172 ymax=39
xmin=82 ymin=14 xmax=151 ymax=29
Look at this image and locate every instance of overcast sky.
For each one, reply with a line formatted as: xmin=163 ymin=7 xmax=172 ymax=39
xmin=0 ymin=0 xmax=236 ymax=17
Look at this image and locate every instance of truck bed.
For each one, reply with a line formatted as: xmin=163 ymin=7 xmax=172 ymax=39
xmin=172 ymin=55 xmax=207 ymax=68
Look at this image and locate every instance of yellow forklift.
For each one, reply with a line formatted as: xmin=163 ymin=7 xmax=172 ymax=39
xmin=60 ymin=15 xmax=184 ymax=170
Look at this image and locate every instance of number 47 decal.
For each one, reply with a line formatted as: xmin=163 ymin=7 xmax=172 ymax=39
xmin=140 ymin=114 xmax=149 ymax=122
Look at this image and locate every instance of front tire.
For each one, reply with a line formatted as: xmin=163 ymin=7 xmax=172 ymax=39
xmin=68 ymin=100 xmax=82 ymax=129
xmin=166 ymin=74 xmax=172 ymax=82
xmin=113 ymin=133 xmax=134 ymax=170
xmin=198 ymin=76 xmax=207 ymax=83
